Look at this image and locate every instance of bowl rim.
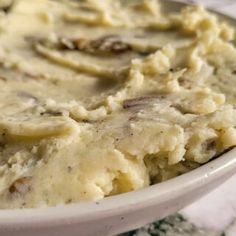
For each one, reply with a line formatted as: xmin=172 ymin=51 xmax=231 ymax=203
xmin=0 ymin=148 xmax=235 ymax=228
xmin=0 ymin=0 xmax=236 ymax=229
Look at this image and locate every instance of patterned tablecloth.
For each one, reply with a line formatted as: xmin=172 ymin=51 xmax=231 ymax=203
xmin=121 ymin=1 xmax=236 ymax=235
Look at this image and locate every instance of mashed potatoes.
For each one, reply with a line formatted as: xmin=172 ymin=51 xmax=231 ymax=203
xmin=0 ymin=0 xmax=236 ymax=208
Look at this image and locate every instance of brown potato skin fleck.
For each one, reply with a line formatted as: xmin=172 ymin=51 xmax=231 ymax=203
xmin=9 ymin=177 xmax=32 ymax=196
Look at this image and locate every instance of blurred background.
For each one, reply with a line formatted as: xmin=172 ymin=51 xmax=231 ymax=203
xmin=175 ymin=0 xmax=236 ymax=17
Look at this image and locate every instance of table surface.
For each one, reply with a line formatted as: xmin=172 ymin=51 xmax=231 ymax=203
xmin=121 ymin=1 xmax=236 ymax=235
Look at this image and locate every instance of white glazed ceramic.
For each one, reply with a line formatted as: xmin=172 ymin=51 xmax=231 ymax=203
xmin=1 ymin=1 xmax=236 ymax=236
xmin=1 ymin=148 xmax=236 ymax=236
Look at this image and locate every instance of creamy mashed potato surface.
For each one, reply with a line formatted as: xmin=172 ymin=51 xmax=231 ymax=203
xmin=0 ymin=0 xmax=236 ymax=208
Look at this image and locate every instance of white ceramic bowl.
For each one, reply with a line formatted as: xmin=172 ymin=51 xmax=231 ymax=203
xmin=1 ymin=148 xmax=236 ymax=236
xmin=1 ymin=2 xmax=236 ymax=236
